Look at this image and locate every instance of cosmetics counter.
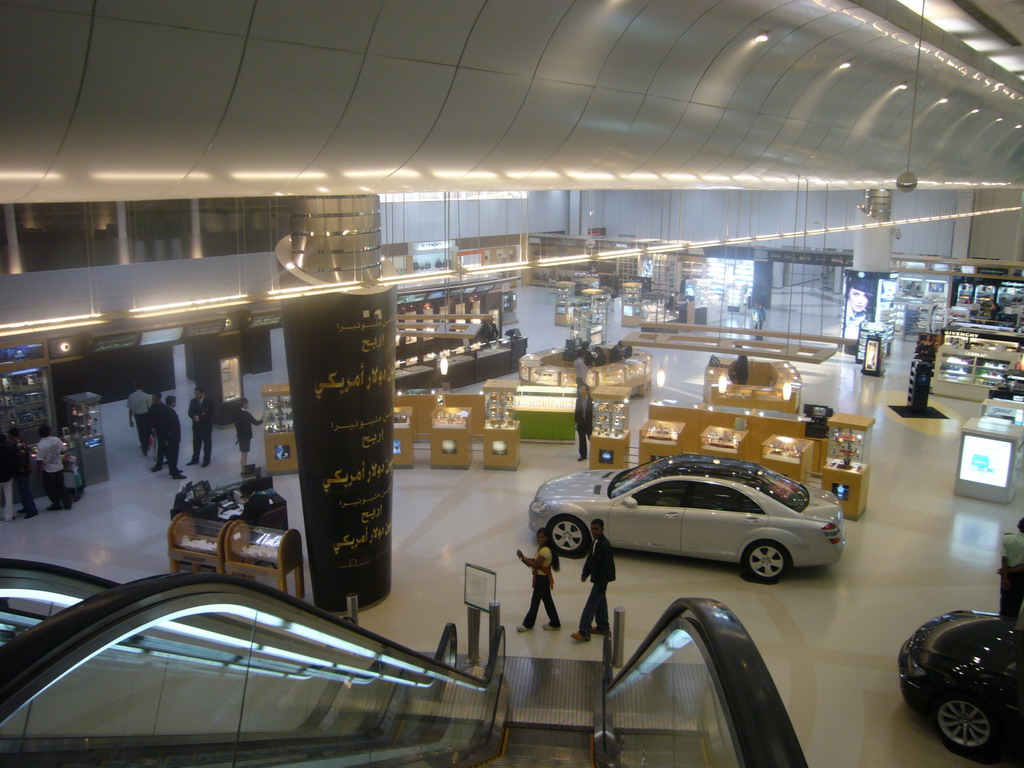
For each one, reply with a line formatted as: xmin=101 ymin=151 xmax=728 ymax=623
xmin=933 ymin=324 xmax=1023 ymax=402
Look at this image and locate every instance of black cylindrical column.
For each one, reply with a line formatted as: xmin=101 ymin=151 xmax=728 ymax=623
xmin=282 ymin=287 xmax=395 ymax=610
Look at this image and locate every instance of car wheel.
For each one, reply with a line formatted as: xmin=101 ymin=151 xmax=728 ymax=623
xmin=741 ymin=540 xmax=790 ymax=583
xmin=548 ymin=515 xmax=591 ymax=557
xmin=930 ymin=692 xmax=1001 ymax=756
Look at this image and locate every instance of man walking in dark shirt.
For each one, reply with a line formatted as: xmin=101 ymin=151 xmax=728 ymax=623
xmin=571 ymin=518 xmax=616 ymax=641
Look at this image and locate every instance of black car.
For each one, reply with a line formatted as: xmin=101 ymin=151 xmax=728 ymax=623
xmin=899 ymin=610 xmax=1021 ymax=758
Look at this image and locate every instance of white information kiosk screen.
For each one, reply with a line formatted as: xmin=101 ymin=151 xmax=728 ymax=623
xmin=959 ymin=435 xmax=1012 ymax=488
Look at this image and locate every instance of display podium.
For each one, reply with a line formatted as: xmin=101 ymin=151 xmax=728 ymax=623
xmin=554 ymin=281 xmax=575 ymax=326
xmin=223 ymin=520 xmax=305 ymax=599
xmin=430 ymin=405 xmax=472 ymax=468
xmin=820 ymin=413 xmax=875 ymax=519
xmin=392 ymin=406 xmax=414 ymax=469
xmin=168 ymin=513 xmax=229 ymax=573
xmin=638 ymin=419 xmax=686 ymax=464
xmin=621 ymin=282 xmax=642 ymax=327
xmin=954 ymin=416 xmax=1024 ymax=504
xmin=760 ymin=435 xmax=814 ymax=481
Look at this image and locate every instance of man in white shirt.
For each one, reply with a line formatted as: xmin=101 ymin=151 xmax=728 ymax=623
xmin=35 ymin=425 xmax=72 ymax=511
xmin=127 ymin=384 xmax=152 ymax=455
xmin=999 ymin=517 xmax=1024 ymax=618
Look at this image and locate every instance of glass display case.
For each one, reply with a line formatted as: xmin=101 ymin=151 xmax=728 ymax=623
xmin=167 ymin=513 xmax=227 ymax=573
xmin=700 ymin=426 xmax=747 ymax=455
xmin=65 ymin=392 xmax=101 ymax=437
xmin=760 ymin=435 xmax=814 ymax=481
xmin=430 ymin=405 xmax=472 ymax=468
xmin=934 ymin=332 xmax=1022 ymax=401
xmin=593 ymin=386 xmax=629 ymax=438
xmin=621 ymin=282 xmax=642 ymax=327
xmin=554 ymin=280 xmax=576 ymax=326
xmin=223 ymin=520 xmax=305 ymax=598
xmin=483 ymin=379 xmax=518 ymax=428
xmin=483 ymin=380 xmax=521 ymax=470
xmin=262 ymin=384 xmax=297 ymax=475
xmin=825 ymin=425 xmax=869 ymax=471
xmin=432 ymin=406 xmax=470 ymax=428
xmin=514 ymin=385 xmax=576 ymax=414
xmin=638 ymin=419 xmax=686 ymax=464
xmin=821 ymin=413 xmax=875 ymax=519
xmin=574 ymin=288 xmax=610 ymax=346
xmin=220 ymin=356 xmax=241 ymax=403
xmin=1 ymin=368 xmax=53 ymax=439
xmin=392 ymin=406 xmax=414 ymax=469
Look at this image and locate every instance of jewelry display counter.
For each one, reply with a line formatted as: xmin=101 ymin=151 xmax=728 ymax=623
xmin=589 ymin=385 xmax=630 ymax=470
xmin=819 ymin=413 xmax=875 ymax=519
xmin=638 ymin=419 xmax=686 ymax=464
xmin=223 ymin=520 xmax=305 ymax=599
xmin=168 ymin=513 xmax=229 ymax=574
xmin=760 ymin=435 xmax=814 ymax=481
xmin=430 ymin=406 xmax=472 ymax=468
xmin=703 ymin=357 xmax=802 ymax=414
xmin=483 ymin=379 xmax=520 ymax=469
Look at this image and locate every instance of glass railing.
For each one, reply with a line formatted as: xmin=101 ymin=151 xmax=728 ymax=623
xmin=598 ymin=598 xmax=807 ymax=768
xmin=0 ymin=571 xmax=506 ymax=768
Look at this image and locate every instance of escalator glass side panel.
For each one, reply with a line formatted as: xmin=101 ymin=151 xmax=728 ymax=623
xmin=0 ymin=584 xmax=504 ymax=768
xmin=605 ymin=619 xmax=740 ymax=768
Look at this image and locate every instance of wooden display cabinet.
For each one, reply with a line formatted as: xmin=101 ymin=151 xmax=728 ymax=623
xmin=638 ymin=419 xmax=686 ymax=464
xmin=392 ymin=406 xmax=414 ymax=469
xmin=483 ymin=380 xmax=520 ymax=470
xmin=223 ymin=520 xmax=305 ymax=599
xmin=760 ymin=435 xmax=814 ymax=481
xmin=430 ymin=405 xmax=472 ymax=469
xmin=262 ymin=384 xmax=297 ymax=475
xmin=589 ymin=385 xmax=630 ymax=470
xmin=700 ymin=425 xmax=747 ymax=457
xmin=590 ymin=430 xmax=631 ymax=470
xmin=168 ymin=513 xmax=228 ymax=574
xmin=820 ymin=413 xmax=875 ymax=519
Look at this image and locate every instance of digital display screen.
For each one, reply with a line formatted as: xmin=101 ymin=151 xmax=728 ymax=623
xmin=393 ymin=439 xmax=402 ymax=455
xmin=831 ymin=483 xmax=850 ymax=501
xmin=0 ymin=343 xmax=45 ymax=364
xmin=491 ymin=440 xmax=507 ymax=455
xmin=959 ymin=435 xmax=1012 ymax=488
xmin=274 ymin=444 xmax=291 ymax=460
xmin=623 ymin=306 xmax=635 ymax=317
xmin=441 ymin=439 xmax=457 ymax=455
xmin=598 ymin=449 xmax=613 ymax=464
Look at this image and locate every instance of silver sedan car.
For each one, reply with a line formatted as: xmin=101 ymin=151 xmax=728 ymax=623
xmin=528 ymin=454 xmax=844 ymax=582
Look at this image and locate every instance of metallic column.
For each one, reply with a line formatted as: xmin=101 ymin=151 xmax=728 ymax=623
xmin=280 ymin=195 xmax=382 ymax=284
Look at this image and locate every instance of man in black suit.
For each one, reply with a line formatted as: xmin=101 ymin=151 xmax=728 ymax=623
xmin=186 ymin=386 xmax=215 ymax=467
xmin=151 ymin=394 xmax=186 ymax=480
xmin=574 ymin=384 xmax=593 ymax=462
xmin=571 ymin=518 xmax=616 ymax=642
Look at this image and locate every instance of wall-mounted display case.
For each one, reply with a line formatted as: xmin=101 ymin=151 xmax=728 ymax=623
xmin=430 ymin=405 xmax=471 ymax=468
xmin=221 ymin=356 xmax=241 ymax=403
xmin=638 ymin=419 xmax=686 ymax=464
xmin=1 ymin=367 xmax=53 ymax=442
xmin=393 ymin=406 xmax=414 ymax=469
xmin=262 ymin=384 xmax=297 ymax=475
xmin=168 ymin=513 xmax=228 ymax=573
xmin=760 ymin=435 xmax=814 ymax=481
xmin=700 ymin=426 xmax=747 ymax=456
xmin=223 ymin=520 xmax=305 ymax=598
xmin=621 ymin=282 xmax=642 ymax=327
xmin=820 ymin=413 xmax=875 ymax=519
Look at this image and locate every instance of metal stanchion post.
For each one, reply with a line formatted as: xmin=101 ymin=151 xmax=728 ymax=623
xmin=346 ymin=593 xmax=359 ymax=625
xmin=613 ymin=607 xmax=625 ymax=668
xmin=467 ymin=605 xmax=482 ymax=673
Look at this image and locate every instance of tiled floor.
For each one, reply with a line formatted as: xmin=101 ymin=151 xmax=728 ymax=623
xmin=2 ymin=281 xmax=1019 ymax=767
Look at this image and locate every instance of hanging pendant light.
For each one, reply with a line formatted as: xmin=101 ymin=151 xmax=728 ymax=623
xmin=656 ymin=361 xmax=666 ymax=388
xmin=439 ymin=354 xmax=449 ymax=376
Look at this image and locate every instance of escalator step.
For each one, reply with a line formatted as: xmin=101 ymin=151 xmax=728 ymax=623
xmin=481 ymin=725 xmax=593 ymax=767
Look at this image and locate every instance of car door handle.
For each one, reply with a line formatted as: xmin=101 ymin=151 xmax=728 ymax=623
xmin=663 ymin=512 xmax=680 ymax=518
xmin=744 ymin=516 xmax=760 ymax=522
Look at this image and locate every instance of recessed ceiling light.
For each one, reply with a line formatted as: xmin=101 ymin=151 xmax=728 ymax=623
xmin=1016 ymin=124 xmax=1023 ymax=129
xmin=995 ymin=117 xmax=1003 ymax=122
xmin=838 ymin=61 xmax=852 ymax=69
xmin=896 ymin=83 xmax=908 ymax=90
xmin=937 ymin=97 xmax=948 ymax=104
xmin=754 ymin=33 xmax=769 ymax=43
xmin=970 ymin=108 xmax=980 ymax=114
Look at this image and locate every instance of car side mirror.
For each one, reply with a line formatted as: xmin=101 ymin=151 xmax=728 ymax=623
xmin=621 ymin=496 xmax=638 ymax=508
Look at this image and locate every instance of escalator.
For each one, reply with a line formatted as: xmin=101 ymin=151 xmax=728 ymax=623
xmin=0 ymin=560 xmax=805 ymax=767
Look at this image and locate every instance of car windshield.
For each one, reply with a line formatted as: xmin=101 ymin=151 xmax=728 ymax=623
xmin=608 ymin=458 xmax=674 ymax=498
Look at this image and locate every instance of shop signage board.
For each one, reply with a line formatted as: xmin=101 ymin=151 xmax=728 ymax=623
xmin=283 ymin=288 xmax=396 ymax=610
xmin=90 ymin=333 xmax=139 ymax=353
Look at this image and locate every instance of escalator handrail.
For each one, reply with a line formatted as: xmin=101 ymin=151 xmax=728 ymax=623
xmin=0 ymin=571 xmax=502 ymax=725
xmin=0 ymin=557 xmax=119 ymax=594
xmin=607 ymin=597 xmax=807 ymax=768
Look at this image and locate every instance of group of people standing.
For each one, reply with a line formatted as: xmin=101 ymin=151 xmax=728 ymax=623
xmin=516 ymin=519 xmax=616 ymax=642
xmin=0 ymin=424 xmax=74 ymax=519
xmin=128 ymin=384 xmax=263 ymax=478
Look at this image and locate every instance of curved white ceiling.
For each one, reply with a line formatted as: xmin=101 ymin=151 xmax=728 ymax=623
xmin=1 ymin=0 xmax=1023 ymax=203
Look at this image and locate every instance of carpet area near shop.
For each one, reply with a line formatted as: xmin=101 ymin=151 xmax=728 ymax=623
xmin=1 ymin=283 xmax=1018 ymax=768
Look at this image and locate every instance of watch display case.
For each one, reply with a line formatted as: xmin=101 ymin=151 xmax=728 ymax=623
xmin=593 ymin=386 xmax=629 ymax=438
xmin=393 ymin=406 xmax=414 ymax=469
xmin=554 ymin=281 xmax=576 ymax=327
xmin=513 ymin=384 xmax=576 ymax=441
xmin=621 ymin=282 xmax=642 ymax=327
xmin=483 ymin=379 xmax=518 ymax=428
xmin=430 ymin=405 xmax=471 ymax=468
xmin=700 ymin=426 xmax=747 ymax=456
xmin=1 ymin=368 xmax=53 ymax=440
xmin=220 ymin=356 xmax=241 ymax=403
xmin=223 ymin=520 xmax=305 ymax=598
xmin=638 ymin=419 xmax=686 ymax=464
xmin=760 ymin=435 xmax=814 ymax=481
xmin=820 ymin=413 xmax=876 ymax=519
xmin=64 ymin=391 xmax=108 ymax=485
xmin=262 ymin=384 xmax=297 ymax=475
xmin=168 ymin=513 xmax=228 ymax=573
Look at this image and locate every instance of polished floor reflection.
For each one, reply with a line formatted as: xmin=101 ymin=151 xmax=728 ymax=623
xmin=1 ymin=283 xmax=1019 ymax=767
